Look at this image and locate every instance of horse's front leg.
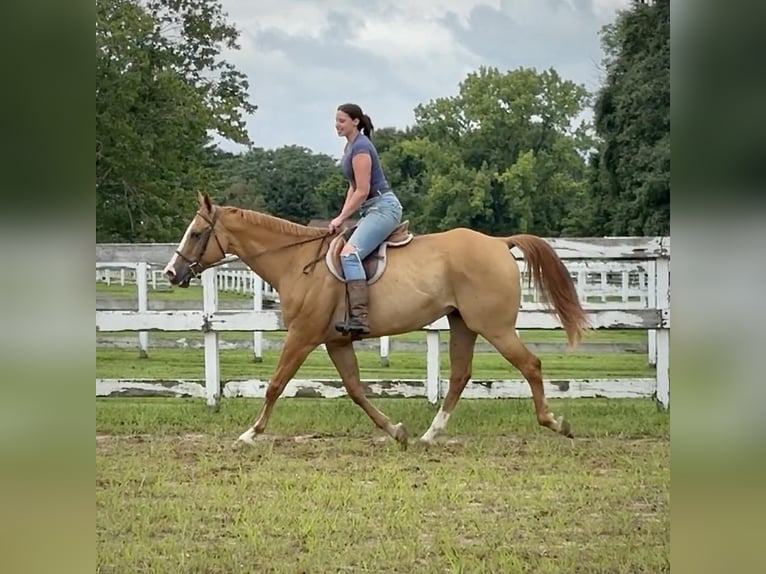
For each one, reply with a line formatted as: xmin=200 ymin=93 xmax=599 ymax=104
xmin=234 ymin=330 xmax=316 ymax=447
xmin=325 ymin=340 xmax=409 ymax=448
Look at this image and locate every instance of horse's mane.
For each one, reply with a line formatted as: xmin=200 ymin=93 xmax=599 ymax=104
xmin=224 ymin=206 xmax=326 ymax=238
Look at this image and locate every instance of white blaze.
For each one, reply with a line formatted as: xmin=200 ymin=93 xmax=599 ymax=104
xmin=163 ymin=220 xmax=195 ymax=275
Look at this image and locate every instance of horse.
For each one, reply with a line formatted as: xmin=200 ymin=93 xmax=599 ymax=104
xmin=163 ymin=192 xmax=590 ymax=449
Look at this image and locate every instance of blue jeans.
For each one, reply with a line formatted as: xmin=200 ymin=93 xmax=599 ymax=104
xmin=341 ymin=191 xmax=403 ymax=281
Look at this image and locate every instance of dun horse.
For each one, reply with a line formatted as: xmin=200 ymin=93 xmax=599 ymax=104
xmin=163 ymin=193 xmax=590 ymax=448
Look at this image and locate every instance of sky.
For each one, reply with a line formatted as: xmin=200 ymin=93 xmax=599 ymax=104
xmin=213 ymin=0 xmax=632 ymax=159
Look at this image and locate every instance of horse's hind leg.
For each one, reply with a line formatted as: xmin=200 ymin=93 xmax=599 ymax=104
xmin=420 ymin=312 xmax=478 ymax=445
xmin=485 ymin=331 xmax=573 ymax=438
xmin=325 ymin=340 xmax=409 ymax=448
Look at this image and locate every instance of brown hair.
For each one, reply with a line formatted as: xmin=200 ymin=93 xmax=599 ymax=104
xmin=337 ymin=103 xmax=374 ymax=137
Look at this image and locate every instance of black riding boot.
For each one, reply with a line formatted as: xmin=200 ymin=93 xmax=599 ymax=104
xmin=335 ymin=279 xmax=370 ymax=337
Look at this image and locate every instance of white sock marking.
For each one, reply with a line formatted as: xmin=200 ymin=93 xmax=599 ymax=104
xmin=237 ymin=427 xmax=256 ymax=444
xmin=421 ymin=408 xmax=450 ymax=442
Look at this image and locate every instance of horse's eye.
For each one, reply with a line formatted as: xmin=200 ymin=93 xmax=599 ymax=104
xmin=190 ymin=231 xmax=201 ymax=239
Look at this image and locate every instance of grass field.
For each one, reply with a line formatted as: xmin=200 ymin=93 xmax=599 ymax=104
xmin=97 ymin=327 xmax=648 ymax=346
xmin=96 ymin=275 xmax=668 ymax=571
xmin=96 ymin=347 xmax=656 ymax=380
xmin=96 ymin=397 xmax=670 ymax=573
xmin=97 ymin=282 xmax=254 ymax=302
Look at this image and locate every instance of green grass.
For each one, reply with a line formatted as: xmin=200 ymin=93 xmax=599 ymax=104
xmin=96 ymin=347 xmax=656 ymax=380
xmin=98 ymin=328 xmax=648 ymax=346
xmin=97 ymin=282 xmax=251 ymax=302
xmin=96 ymin=398 xmax=670 ymax=573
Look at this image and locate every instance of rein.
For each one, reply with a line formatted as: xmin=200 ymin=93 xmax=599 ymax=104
xmin=208 ymin=232 xmax=332 ymax=274
xmin=183 ymin=207 xmax=334 ymax=277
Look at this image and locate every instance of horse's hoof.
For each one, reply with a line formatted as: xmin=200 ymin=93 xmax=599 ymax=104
xmin=392 ymin=422 xmax=409 ymax=450
xmin=233 ymin=428 xmax=257 ymax=449
xmin=559 ymin=418 xmax=574 ymax=438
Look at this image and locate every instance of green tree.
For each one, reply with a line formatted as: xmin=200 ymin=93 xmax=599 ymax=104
xmin=206 ymin=148 xmax=267 ymax=211
xmin=210 ymin=146 xmax=341 ymax=224
xmin=412 ymin=66 xmax=593 ymax=236
xmin=590 ymin=0 xmax=670 ymax=236
xmin=369 ymin=126 xmax=422 ymax=156
xmin=96 ymin=0 xmax=256 ymax=241
xmin=377 ymin=134 xmax=438 ymax=231
xmin=257 ymin=146 xmax=339 ymax=224
xmin=313 ymin=170 xmax=348 ymax=220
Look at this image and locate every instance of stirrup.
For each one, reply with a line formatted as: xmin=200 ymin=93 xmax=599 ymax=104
xmin=334 ymin=318 xmax=370 ymax=337
xmin=334 ymin=321 xmax=369 ymax=334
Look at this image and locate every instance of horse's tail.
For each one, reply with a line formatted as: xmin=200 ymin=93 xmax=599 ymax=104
xmin=504 ymin=234 xmax=590 ymax=349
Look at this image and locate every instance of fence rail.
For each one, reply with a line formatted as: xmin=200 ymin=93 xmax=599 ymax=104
xmin=95 ymin=237 xmax=670 ymax=409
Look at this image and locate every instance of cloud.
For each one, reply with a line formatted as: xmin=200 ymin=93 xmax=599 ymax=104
xmin=213 ymin=0 xmax=631 ymax=157
xmin=444 ymin=0 xmax=628 ymax=83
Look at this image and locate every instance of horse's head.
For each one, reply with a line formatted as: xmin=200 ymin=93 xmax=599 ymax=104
xmin=163 ymin=192 xmax=228 ymax=287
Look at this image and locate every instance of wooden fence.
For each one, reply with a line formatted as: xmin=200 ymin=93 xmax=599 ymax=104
xmin=95 ymin=237 xmax=670 ymax=409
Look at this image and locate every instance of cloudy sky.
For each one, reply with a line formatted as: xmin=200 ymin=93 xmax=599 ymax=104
xmin=214 ymin=0 xmax=631 ymax=159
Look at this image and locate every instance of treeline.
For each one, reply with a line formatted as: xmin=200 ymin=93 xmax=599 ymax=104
xmin=96 ymin=0 xmax=669 ymax=242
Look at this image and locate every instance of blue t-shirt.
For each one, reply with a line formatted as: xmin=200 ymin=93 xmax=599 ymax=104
xmin=341 ymin=134 xmax=390 ymax=193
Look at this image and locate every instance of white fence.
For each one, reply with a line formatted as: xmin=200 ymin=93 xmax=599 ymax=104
xmin=97 ymin=261 xmax=646 ymax=307
xmin=97 ymin=262 xmax=279 ymax=300
xmin=97 ymin=256 xmax=659 ymax=365
xmin=95 ymin=237 xmax=670 ymax=409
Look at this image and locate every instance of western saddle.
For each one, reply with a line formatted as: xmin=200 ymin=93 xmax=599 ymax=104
xmin=325 ymin=220 xmax=414 ymax=284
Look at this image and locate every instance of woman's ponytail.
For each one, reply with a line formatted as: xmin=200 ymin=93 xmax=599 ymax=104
xmin=360 ymin=114 xmax=374 ymax=138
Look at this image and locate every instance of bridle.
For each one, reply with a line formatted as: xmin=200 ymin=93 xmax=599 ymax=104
xmin=174 ymin=206 xmax=334 ymax=280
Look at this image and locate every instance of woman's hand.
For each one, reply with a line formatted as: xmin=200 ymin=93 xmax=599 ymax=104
xmin=328 ymin=216 xmax=345 ymax=233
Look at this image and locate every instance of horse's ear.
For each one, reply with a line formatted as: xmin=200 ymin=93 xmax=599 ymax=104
xmin=196 ymin=191 xmax=213 ymax=214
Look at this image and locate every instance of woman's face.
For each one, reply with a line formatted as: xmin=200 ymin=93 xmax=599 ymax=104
xmin=335 ymin=110 xmax=358 ymax=137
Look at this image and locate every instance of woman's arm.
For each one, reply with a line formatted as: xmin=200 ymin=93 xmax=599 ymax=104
xmin=340 ymin=183 xmax=355 ymax=213
xmin=336 ymin=153 xmax=371 ymax=221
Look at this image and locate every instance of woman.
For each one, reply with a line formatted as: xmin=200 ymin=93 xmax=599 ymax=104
xmin=329 ymin=102 xmax=403 ymax=336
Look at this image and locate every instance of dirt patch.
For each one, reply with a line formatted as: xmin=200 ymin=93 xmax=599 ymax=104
xmin=96 ymin=431 xmax=666 ymax=449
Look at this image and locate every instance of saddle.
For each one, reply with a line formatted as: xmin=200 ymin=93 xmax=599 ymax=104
xmin=325 ymin=220 xmax=414 ymax=285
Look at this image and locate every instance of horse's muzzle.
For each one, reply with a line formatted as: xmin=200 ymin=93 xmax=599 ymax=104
xmin=164 ymin=265 xmax=192 ymax=288
xmin=177 ymin=274 xmax=192 ymax=288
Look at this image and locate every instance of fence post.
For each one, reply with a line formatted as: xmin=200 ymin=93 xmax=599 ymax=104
xmin=621 ymin=270 xmax=629 ymax=302
xmin=577 ymin=270 xmax=586 ymax=302
xmin=426 ymin=330 xmax=440 ymax=405
xmin=136 ymin=262 xmax=149 ymax=358
xmin=202 ymin=268 xmax=221 ymax=409
xmin=655 ymin=256 xmax=670 ymax=410
xmin=647 ymin=261 xmax=657 ymax=366
xmin=252 ymin=273 xmax=263 ymax=363
xmin=379 ymin=336 xmax=390 ymax=367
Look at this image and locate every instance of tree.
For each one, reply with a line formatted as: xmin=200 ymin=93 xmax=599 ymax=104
xmin=377 ymin=133 xmax=435 ymax=232
xmin=257 ymin=146 xmax=340 ymax=224
xmin=210 ymin=146 xmax=342 ymax=224
xmin=411 ymin=66 xmax=594 ymax=236
xmin=590 ymin=0 xmax=670 ymax=236
xmin=96 ymin=0 xmax=256 ymax=241
xmin=206 ymin=148 xmax=266 ymax=211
